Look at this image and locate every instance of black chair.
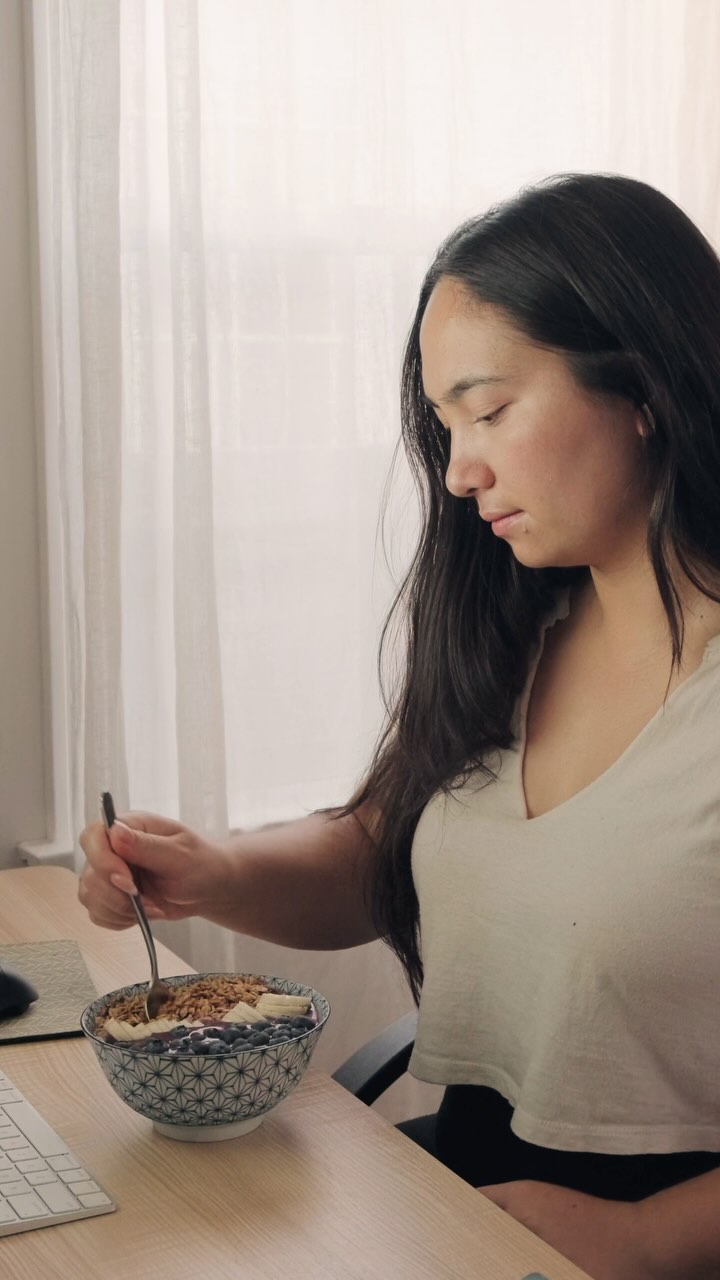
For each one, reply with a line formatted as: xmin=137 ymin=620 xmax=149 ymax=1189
xmin=331 ymin=1010 xmax=418 ymax=1105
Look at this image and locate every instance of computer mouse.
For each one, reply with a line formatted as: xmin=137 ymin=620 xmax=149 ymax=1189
xmin=0 ymin=966 xmax=39 ymax=1018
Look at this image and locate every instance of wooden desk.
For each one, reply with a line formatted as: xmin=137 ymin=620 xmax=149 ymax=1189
xmin=0 ymin=867 xmax=590 ymax=1279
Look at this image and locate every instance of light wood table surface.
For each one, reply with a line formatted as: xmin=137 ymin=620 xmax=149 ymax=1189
xmin=0 ymin=866 xmax=591 ymax=1279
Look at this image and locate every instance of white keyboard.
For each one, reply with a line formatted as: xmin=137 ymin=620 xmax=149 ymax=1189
xmin=0 ymin=1068 xmax=115 ymax=1237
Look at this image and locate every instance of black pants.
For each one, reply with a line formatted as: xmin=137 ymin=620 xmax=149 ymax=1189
xmin=396 ymin=1085 xmax=720 ymax=1201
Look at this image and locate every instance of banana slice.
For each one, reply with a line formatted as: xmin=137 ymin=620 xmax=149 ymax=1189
xmin=255 ymin=993 xmax=312 ymax=1016
xmin=224 ymin=1000 xmax=267 ymax=1024
xmin=102 ymin=1016 xmax=202 ymax=1042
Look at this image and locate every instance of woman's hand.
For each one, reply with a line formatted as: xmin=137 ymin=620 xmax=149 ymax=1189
xmin=478 ymin=1179 xmax=653 ymax=1280
xmin=78 ymin=811 xmax=229 ymax=929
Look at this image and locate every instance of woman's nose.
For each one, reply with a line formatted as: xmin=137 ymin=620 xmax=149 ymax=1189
xmin=445 ymin=448 xmax=494 ymax=500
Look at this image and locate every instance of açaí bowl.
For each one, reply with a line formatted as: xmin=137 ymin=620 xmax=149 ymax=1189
xmin=81 ymin=972 xmax=330 ymax=1142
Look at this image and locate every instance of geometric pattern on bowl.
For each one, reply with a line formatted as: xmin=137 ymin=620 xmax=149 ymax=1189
xmin=81 ymin=973 xmax=330 ymax=1129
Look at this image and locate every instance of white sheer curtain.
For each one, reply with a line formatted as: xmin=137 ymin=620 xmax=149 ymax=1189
xmin=31 ymin=0 xmax=720 ymax=1120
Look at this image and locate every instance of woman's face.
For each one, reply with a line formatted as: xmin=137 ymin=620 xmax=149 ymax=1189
xmin=418 ymin=276 xmax=655 ymax=573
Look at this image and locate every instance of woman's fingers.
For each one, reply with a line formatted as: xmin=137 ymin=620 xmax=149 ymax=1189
xmin=118 ymin=810 xmax=185 ymax=837
xmin=109 ymin=869 xmax=138 ymax=895
xmin=78 ymin=868 xmax=165 ymax=927
xmin=79 ymin=820 xmax=135 ymax=886
xmin=78 ymin=866 xmax=135 ymax=929
xmin=78 ymin=810 xmax=194 ymax=930
xmin=105 ymin=818 xmax=184 ymax=879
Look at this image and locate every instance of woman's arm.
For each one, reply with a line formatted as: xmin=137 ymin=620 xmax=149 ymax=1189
xmin=478 ymin=1167 xmax=720 ymax=1280
xmin=637 ymin=1164 xmax=720 ymax=1279
xmin=206 ymin=807 xmax=382 ymax=948
xmin=79 ymin=803 xmax=382 ymax=950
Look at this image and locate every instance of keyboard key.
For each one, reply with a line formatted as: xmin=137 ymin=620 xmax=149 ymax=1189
xmin=25 ymin=1171 xmax=60 ymax=1186
xmin=47 ymin=1155 xmax=77 ymax=1172
xmin=15 ymin=1158 xmax=49 ymax=1173
xmin=6 ymin=1191 xmax=47 ymax=1219
xmin=2 ymin=1102 xmax=72 ymax=1158
xmin=0 ymin=1169 xmax=26 ymax=1184
xmin=71 ymin=1180 xmax=100 ymax=1195
xmin=37 ymin=1181 xmax=80 ymax=1214
xmin=0 ymin=1090 xmax=22 ymax=1104
xmin=0 ymin=1126 xmax=20 ymax=1138
xmin=1 ymin=1180 xmax=29 ymax=1197
xmin=0 ymin=1156 xmax=11 ymax=1170
xmin=0 ymin=1200 xmax=18 ymax=1224
xmin=8 ymin=1148 xmax=38 ymax=1163
xmin=1 ymin=1137 xmax=28 ymax=1150
xmin=77 ymin=1192 xmax=112 ymax=1208
xmin=60 ymin=1169 xmax=89 ymax=1184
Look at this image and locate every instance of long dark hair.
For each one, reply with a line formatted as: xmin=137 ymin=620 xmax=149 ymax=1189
xmin=315 ymin=172 xmax=720 ymax=1003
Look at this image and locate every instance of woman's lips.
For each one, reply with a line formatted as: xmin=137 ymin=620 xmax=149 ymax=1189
xmin=490 ymin=511 xmax=524 ymax=535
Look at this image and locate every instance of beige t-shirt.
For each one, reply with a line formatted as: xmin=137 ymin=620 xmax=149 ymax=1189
xmin=409 ymin=585 xmax=720 ymax=1154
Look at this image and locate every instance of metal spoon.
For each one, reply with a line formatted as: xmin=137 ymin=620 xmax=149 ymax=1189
xmin=100 ymin=791 xmax=172 ymax=1021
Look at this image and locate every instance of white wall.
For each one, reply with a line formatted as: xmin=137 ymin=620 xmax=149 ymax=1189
xmin=0 ymin=0 xmax=47 ymax=866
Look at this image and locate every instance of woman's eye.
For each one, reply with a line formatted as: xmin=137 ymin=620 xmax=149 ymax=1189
xmin=476 ymin=405 xmax=507 ymax=425
xmin=434 ymin=404 xmax=508 ymax=432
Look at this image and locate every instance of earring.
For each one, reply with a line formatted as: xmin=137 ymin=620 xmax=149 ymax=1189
xmin=640 ymin=403 xmax=655 ymax=437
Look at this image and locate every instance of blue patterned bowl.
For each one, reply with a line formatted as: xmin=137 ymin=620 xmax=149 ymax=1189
xmin=81 ymin=972 xmax=330 ymax=1142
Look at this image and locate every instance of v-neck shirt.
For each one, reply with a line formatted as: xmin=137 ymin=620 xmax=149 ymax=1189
xmin=409 ymin=586 xmax=720 ymax=1154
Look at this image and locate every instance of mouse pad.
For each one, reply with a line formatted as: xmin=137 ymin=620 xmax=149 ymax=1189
xmin=0 ymin=940 xmax=98 ymax=1042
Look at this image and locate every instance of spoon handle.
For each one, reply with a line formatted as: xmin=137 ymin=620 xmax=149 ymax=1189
xmin=128 ymin=892 xmax=161 ymax=984
xmin=99 ymin=790 xmax=160 ymax=982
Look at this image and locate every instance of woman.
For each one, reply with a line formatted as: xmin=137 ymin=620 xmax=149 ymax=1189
xmin=79 ymin=173 xmax=720 ymax=1280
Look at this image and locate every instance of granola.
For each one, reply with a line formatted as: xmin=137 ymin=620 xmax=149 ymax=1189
xmin=95 ymin=975 xmax=270 ymax=1037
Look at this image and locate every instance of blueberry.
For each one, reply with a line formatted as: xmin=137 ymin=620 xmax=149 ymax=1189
xmin=189 ymin=1029 xmax=206 ymax=1042
xmin=290 ymin=1016 xmax=315 ymax=1030
xmin=249 ymin=1032 xmax=271 ymax=1047
xmin=252 ymin=1020 xmax=272 ymax=1032
xmin=192 ymin=1040 xmax=211 ymax=1054
xmin=269 ymin=1033 xmax=290 ymax=1044
xmin=207 ymin=1041 xmax=228 ymax=1055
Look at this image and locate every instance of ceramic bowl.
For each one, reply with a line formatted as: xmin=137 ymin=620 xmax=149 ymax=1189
xmin=81 ymin=972 xmax=330 ymax=1142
